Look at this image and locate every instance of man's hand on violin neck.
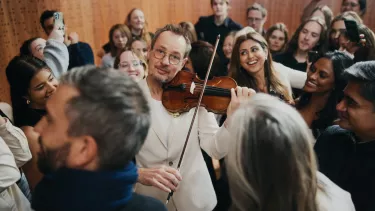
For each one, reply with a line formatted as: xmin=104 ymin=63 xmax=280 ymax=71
xmin=226 ymin=86 xmax=256 ymax=120
xmin=138 ymin=166 xmax=182 ymax=193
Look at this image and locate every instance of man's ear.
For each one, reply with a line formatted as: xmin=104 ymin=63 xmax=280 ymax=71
xmin=68 ymin=136 xmax=98 ymax=170
xmin=181 ymin=58 xmax=188 ymax=69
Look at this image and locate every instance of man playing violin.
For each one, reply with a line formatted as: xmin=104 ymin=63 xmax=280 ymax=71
xmin=135 ymin=24 xmax=254 ymax=211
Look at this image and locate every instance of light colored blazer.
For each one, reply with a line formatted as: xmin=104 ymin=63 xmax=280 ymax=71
xmin=316 ymin=172 xmax=356 ymax=211
xmin=0 ymin=119 xmax=32 ymax=211
xmin=274 ymin=61 xmax=307 ymax=90
xmin=135 ymin=79 xmax=231 ymax=211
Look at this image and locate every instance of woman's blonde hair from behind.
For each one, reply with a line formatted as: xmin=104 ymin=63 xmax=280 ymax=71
xmin=226 ymin=93 xmax=318 ymax=211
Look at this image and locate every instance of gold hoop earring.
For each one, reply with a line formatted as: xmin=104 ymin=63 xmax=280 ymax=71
xmin=26 ymin=100 xmax=30 ymax=105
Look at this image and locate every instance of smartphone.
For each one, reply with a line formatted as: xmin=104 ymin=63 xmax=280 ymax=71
xmin=53 ymin=12 xmax=65 ymax=36
xmin=308 ymin=51 xmax=319 ymax=63
xmin=344 ymin=20 xmax=360 ymax=43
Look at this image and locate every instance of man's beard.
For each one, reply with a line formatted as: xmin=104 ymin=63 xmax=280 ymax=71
xmin=37 ymin=136 xmax=71 ymax=175
xmin=150 ymin=65 xmax=173 ymax=84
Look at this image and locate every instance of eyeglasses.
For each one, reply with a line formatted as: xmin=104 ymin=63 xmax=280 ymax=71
xmin=132 ymin=47 xmax=148 ymax=53
xmin=118 ymin=60 xmax=142 ymax=69
xmin=153 ymin=48 xmax=182 ymax=65
xmin=342 ymin=2 xmax=359 ymax=7
xmin=247 ymin=17 xmax=262 ymax=23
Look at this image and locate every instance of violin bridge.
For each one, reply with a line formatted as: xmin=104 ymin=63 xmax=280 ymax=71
xmin=190 ymin=82 xmax=196 ymax=94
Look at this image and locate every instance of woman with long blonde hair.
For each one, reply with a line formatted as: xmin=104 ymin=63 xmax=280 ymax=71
xmin=226 ymin=93 xmax=355 ymax=211
xmin=125 ymin=8 xmax=153 ymax=46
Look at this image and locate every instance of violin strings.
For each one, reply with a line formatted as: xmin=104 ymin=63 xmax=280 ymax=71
xmin=186 ymin=86 xmax=230 ymax=94
xmin=188 ymin=87 xmax=231 ymax=95
xmin=183 ymin=84 xmax=232 ymax=96
xmin=184 ymin=83 xmax=232 ymax=93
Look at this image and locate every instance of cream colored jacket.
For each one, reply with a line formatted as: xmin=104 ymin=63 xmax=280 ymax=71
xmin=135 ymin=79 xmax=231 ymax=211
xmin=0 ymin=119 xmax=32 ymax=211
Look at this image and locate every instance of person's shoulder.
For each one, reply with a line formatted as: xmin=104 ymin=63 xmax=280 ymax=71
xmin=102 ymin=53 xmax=112 ymax=59
xmin=315 ymin=125 xmax=355 ymax=150
xmin=227 ymin=18 xmax=242 ymax=29
xmin=196 ymin=15 xmax=214 ymax=24
xmin=317 ymin=172 xmax=356 ymax=211
xmin=120 ymin=193 xmax=167 ymax=211
xmin=273 ymin=51 xmax=289 ymax=61
xmin=321 ymin=125 xmax=352 ymax=137
xmin=78 ymin=41 xmax=93 ymax=48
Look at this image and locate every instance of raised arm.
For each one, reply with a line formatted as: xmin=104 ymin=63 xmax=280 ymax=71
xmin=274 ymin=61 xmax=307 ymax=89
xmin=200 ymin=87 xmax=255 ymax=159
xmin=44 ymin=26 xmax=69 ymax=78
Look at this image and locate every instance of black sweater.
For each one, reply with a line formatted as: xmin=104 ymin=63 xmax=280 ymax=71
xmin=118 ymin=193 xmax=167 ymax=211
xmin=314 ymin=126 xmax=375 ymax=211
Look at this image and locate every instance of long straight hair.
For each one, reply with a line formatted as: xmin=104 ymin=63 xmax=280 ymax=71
xmin=226 ymin=94 xmax=319 ymax=211
xmin=229 ymin=32 xmax=293 ymax=102
xmin=286 ymin=17 xmax=327 ymax=55
xmin=109 ymin=24 xmax=132 ymax=57
xmin=125 ymin=8 xmax=152 ymax=46
xmin=265 ymin=23 xmax=289 ymax=54
xmin=6 ymin=56 xmax=50 ymax=126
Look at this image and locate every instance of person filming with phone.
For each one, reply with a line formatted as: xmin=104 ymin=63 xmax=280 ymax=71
xmin=40 ymin=10 xmax=95 ymax=70
xmin=338 ymin=21 xmax=375 ymax=62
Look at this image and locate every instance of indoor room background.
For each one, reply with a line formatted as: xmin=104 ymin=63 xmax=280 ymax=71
xmin=0 ymin=0 xmax=374 ymax=104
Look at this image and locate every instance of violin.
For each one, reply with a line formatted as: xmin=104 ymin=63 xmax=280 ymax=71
xmin=162 ymin=70 xmax=237 ymax=114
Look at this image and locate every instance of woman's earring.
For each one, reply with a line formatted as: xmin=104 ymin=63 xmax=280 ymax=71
xmin=26 ymin=99 xmax=30 ymax=104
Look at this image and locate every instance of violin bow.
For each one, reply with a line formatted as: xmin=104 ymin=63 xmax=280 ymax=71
xmin=166 ymin=34 xmax=221 ymax=204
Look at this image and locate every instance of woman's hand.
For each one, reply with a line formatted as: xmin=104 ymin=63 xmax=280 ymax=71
xmin=225 ymin=86 xmax=256 ymax=127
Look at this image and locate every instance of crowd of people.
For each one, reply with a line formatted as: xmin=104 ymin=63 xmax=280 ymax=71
xmin=1 ymin=0 xmax=375 ymax=210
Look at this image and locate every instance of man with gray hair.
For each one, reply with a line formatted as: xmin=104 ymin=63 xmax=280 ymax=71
xmin=31 ymin=66 xmax=167 ymax=211
xmin=314 ymin=61 xmax=375 ymax=211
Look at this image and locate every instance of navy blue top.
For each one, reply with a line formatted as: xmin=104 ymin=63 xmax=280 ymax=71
xmin=68 ymin=41 xmax=95 ymax=70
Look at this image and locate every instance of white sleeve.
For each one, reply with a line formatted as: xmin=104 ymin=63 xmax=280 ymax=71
xmin=273 ymin=62 xmax=307 ymax=89
xmin=44 ymin=39 xmax=69 ymax=78
xmin=0 ymin=119 xmax=32 ymax=168
xmin=101 ymin=54 xmax=114 ymax=68
xmin=198 ymin=108 xmax=231 ymax=160
xmin=0 ymin=137 xmax=20 ymax=193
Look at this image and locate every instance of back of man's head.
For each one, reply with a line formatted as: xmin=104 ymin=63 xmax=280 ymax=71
xmin=60 ymin=66 xmax=150 ymax=170
xmin=343 ymin=61 xmax=375 ymax=107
